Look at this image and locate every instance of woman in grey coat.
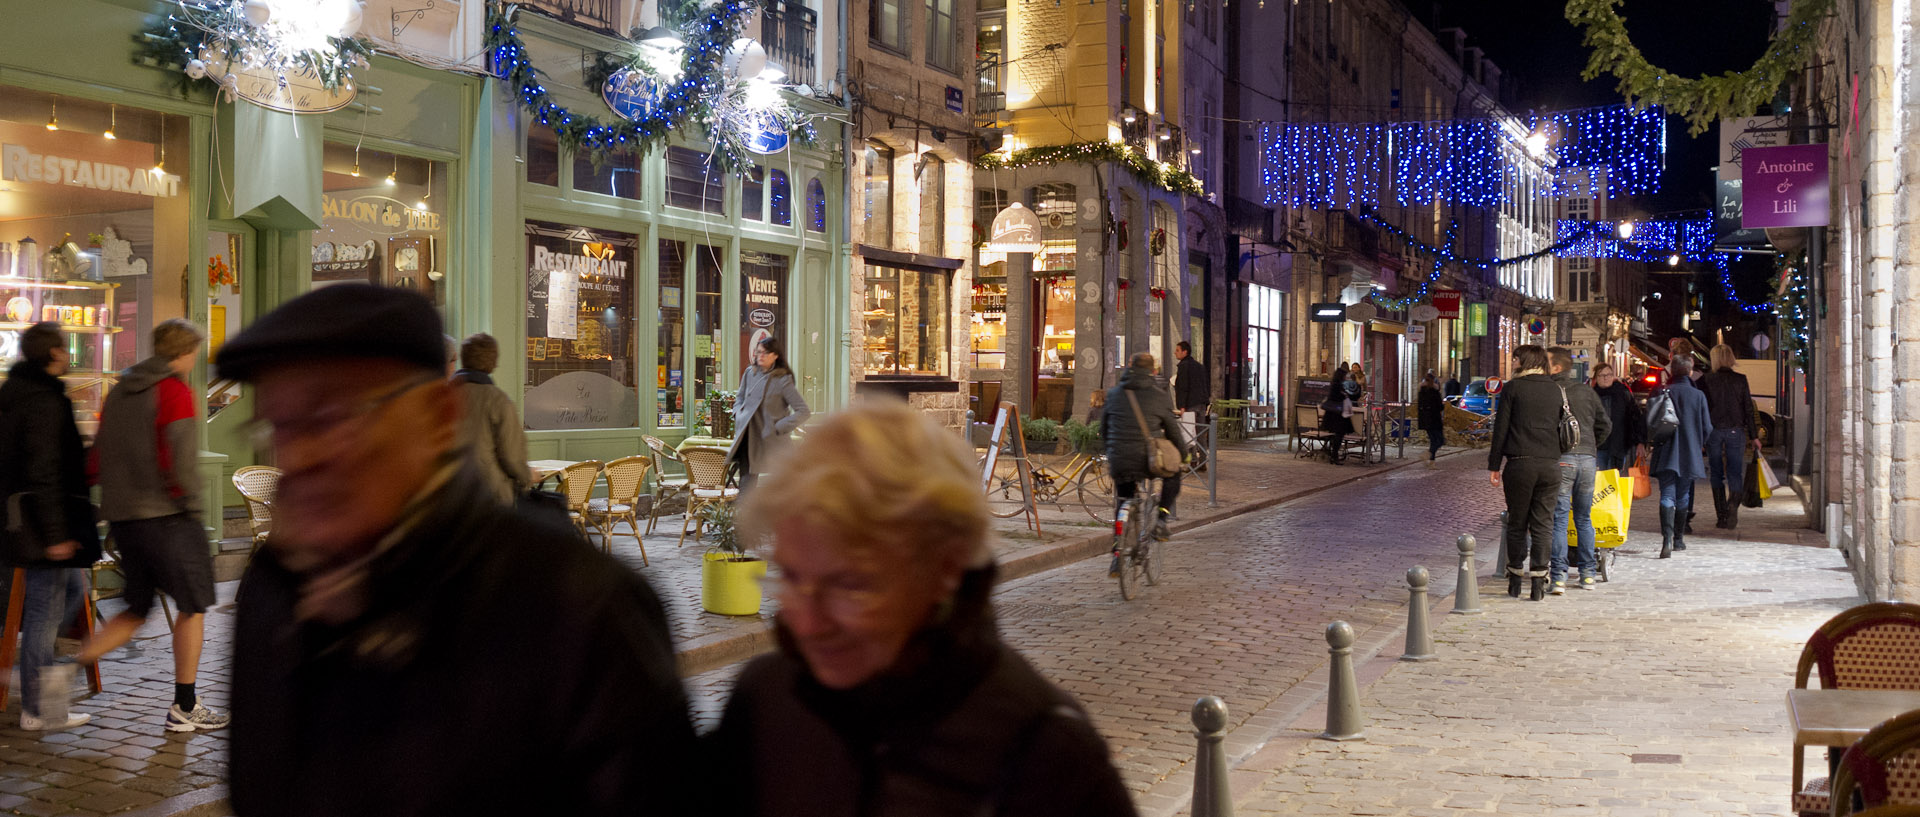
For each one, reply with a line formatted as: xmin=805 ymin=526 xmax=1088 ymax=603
xmin=1649 ymin=356 xmax=1712 ymax=558
xmin=728 ymin=336 xmax=811 ymax=490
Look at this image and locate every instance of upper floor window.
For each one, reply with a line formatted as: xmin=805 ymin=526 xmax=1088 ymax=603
xmin=665 ymin=147 xmax=725 ymax=213
xmin=807 ymin=178 xmax=828 ymax=233
xmin=872 ymin=0 xmax=909 ymax=53
xmin=864 ymin=142 xmax=894 ymax=247
xmin=743 ymin=166 xmax=766 ymax=221
xmin=770 ymin=169 xmax=793 ymax=226
xmin=927 ymin=0 xmax=958 ymax=71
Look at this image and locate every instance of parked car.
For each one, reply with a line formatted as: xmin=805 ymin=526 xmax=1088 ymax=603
xmin=1445 ymin=378 xmax=1494 ymax=414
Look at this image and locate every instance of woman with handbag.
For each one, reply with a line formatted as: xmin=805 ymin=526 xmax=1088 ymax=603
xmin=1320 ymin=367 xmax=1357 ymax=464
xmin=1486 ymin=345 xmax=1565 ymax=601
xmin=1103 ymin=353 xmax=1185 ymax=547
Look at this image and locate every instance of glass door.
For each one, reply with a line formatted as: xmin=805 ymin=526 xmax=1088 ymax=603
xmin=206 ymin=223 xmax=255 ymax=418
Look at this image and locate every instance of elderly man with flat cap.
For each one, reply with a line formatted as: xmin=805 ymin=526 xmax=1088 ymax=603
xmin=218 ymin=285 xmax=695 ymax=817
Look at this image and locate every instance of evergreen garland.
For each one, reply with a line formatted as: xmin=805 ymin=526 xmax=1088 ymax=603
xmin=977 ymin=142 xmax=1204 ymax=196
xmin=1565 ymin=0 xmax=1833 ymax=135
xmin=139 ymin=3 xmax=378 ymax=97
xmin=1772 ymin=255 xmax=1811 ymax=369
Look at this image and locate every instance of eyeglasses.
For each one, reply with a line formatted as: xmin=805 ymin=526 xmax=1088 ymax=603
xmin=761 ymin=571 xmax=887 ymax=619
xmin=242 ymin=373 xmax=441 ymax=449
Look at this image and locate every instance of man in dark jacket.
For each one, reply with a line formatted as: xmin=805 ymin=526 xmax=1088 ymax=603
xmin=1487 ymin=345 xmax=1563 ymax=600
xmin=1172 ymin=341 xmax=1207 ymax=419
xmin=0 ymin=323 xmax=99 ymax=730
xmin=1699 ymin=344 xmax=1760 ymax=529
xmin=215 ymin=286 xmax=695 ymax=817
xmin=1546 ymin=348 xmax=1612 ymax=592
xmin=1105 ymin=354 xmax=1184 ymax=546
xmin=1444 ymin=374 xmax=1463 ymax=400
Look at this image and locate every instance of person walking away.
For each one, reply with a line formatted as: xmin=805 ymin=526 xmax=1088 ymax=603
xmin=1699 ymin=344 xmax=1760 ymax=529
xmin=1104 ymin=354 xmax=1185 ymax=561
xmin=1649 ymin=356 xmax=1711 ymax=559
xmin=1417 ymin=372 xmax=1445 ymax=468
xmin=1590 ymin=363 xmax=1646 ymax=475
xmin=1487 ymin=345 xmax=1563 ymax=601
xmin=729 ymin=336 xmax=810 ymax=492
xmin=1320 ymin=367 xmax=1357 ymax=464
xmin=1444 ymin=373 xmax=1463 ymax=400
xmin=714 ymin=400 xmax=1138 ymax=817
xmin=1546 ymin=348 xmax=1611 ymax=593
xmin=1172 ymin=340 xmax=1208 ymax=443
xmin=1345 ymin=364 xmax=1366 ymax=402
xmin=79 ymin=319 xmax=226 ymax=731
xmin=212 ymin=285 xmax=695 ymax=816
xmin=0 ymin=323 xmax=100 ymax=730
xmin=451 ymin=333 xmax=530 ymax=505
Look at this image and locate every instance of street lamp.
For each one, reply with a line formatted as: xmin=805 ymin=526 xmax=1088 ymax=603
xmin=1668 ymin=254 xmax=1681 ymax=267
xmin=1616 ymin=221 xmax=1636 ymax=239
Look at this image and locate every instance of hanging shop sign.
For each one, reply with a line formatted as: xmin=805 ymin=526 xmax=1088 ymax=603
xmin=203 ymin=59 xmax=357 ymax=114
xmin=1742 ymin=143 xmax=1830 ymax=229
xmin=742 ymin=113 xmax=791 ymax=155
xmin=1466 ymin=302 xmax=1489 ymax=337
xmin=1346 ymin=302 xmax=1379 ymax=323
xmin=602 ymin=67 xmax=664 ymax=121
xmin=1713 ymin=117 xmax=1785 ymax=248
xmin=1309 ymin=302 xmax=1347 ymax=323
xmin=1430 ymin=289 xmax=1461 ymax=320
xmin=1410 ymin=304 xmax=1440 ymax=323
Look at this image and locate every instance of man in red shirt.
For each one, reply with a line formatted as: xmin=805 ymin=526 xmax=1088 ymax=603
xmin=79 ymin=319 xmax=228 ymax=732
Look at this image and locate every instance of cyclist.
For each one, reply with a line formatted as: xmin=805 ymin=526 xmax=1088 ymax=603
xmin=1103 ymin=353 xmax=1185 ymax=575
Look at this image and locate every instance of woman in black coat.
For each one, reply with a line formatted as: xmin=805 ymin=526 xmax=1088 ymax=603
xmin=1320 ymin=367 xmax=1357 ymax=463
xmin=1589 ymin=363 xmax=1645 ymax=475
xmin=1417 ymin=372 xmax=1445 ymax=467
xmin=1486 ymin=345 xmax=1563 ymax=601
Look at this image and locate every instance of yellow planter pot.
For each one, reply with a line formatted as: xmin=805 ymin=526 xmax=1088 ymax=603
xmin=701 ymin=552 xmax=767 ymax=616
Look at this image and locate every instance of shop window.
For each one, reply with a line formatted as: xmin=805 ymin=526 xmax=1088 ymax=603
xmin=657 ymin=241 xmax=688 ymax=427
xmin=1032 ymin=184 xmax=1077 ymax=379
xmin=1246 ymin=284 xmax=1282 ymax=406
xmin=971 ymin=188 xmax=1010 ymax=372
xmin=769 ymin=170 xmax=792 ymax=226
xmin=652 ymin=239 xmax=723 ymax=430
xmin=743 ymin=166 xmax=765 ymax=221
xmin=919 ymin=155 xmax=944 ymax=256
xmin=527 ymin=123 xmax=560 ymax=187
xmin=692 ymin=244 xmax=723 ymax=414
xmin=522 ymin=221 xmax=638 ymax=430
xmin=806 ymin=178 xmax=827 ymax=232
xmin=862 ymin=265 xmax=950 ymax=376
xmin=863 ymin=142 xmax=893 ymax=247
xmin=0 ymin=89 xmax=190 ymax=423
xmin=740 ymin=252 xmax=788 ymax=370
xmin=573 ymin=146 xmax=641 ymax=200
xmin=315 ymin=144 xmax=449 ymax=305
xmin=665 ymin=146 xmax=725 ymax=213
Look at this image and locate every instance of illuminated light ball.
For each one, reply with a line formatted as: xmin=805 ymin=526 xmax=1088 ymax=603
xmin=185 ymin=59 xmax=208 ymax=79
xmin=243 ymin=0 xmax=273 ymax=25
xmin=724 ymin=38 xmax=767 ymax=80
xmin=339 ymin=0 xmax=363 ymax=37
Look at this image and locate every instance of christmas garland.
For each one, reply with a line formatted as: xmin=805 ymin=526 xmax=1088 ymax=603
xmin=1772 ymin=255 xmax=1810 ymax=369
xmin=977 ymin=142 xmax=1203 ymax=196
xmin=1566 ymin=0 xmax=1833 ymax=135
xmin=140 ymin=2 xmax=377 ymax=96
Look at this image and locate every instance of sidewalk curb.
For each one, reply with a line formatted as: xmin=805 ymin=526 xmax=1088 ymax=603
xmin=675 ymin=446 xmax=1479 ymax=677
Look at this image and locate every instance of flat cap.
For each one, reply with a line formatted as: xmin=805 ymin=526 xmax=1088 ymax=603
xmin=215 ymin=284 xmax=446 ymax=382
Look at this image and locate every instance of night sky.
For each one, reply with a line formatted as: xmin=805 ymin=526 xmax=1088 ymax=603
xmin=1427 ymin=0 xmax=1776 ymax=213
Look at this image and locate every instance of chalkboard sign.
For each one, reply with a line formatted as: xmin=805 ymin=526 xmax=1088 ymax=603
xmin=1295 ymin=377 xmax=1333 ymax=407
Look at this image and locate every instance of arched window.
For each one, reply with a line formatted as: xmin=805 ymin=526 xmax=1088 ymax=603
xmin=770 ymin=169 xmax=792 ymax=226
xmin=806 ymin=178 xmax=827 ymax=233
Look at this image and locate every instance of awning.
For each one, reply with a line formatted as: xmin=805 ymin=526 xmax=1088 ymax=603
xmin=1627 ymin=335 xmax=1668 ymax=367
xmin=1368 ymin=320 xmax=1406 ymax=335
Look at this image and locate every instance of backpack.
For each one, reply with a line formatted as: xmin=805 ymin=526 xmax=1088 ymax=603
xmin=1647 ymin=390 xmax=1680 ymax=445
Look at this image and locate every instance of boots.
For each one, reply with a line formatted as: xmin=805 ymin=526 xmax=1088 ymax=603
xmin=1530 ymin=576 xmax=1548 ymax=601
xmin=1726 ymin=492 xmax=1742 ymax=529
xmin=1508 ymin=571 xmax=1523 ymax=598
xmin=1658 ymin=506 xmax=1675 ymax=559
xmin=1711 ymin=483 xmax=1729 ymax=528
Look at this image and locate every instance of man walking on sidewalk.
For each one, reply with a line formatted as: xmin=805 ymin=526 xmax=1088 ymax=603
xmin=80 ymin=319 xmax=227 ymax=732
xmin=216 ymin=286 xmax=695 ymax=816
xmin=1546 ymin=347 xmax=1609 ymax=593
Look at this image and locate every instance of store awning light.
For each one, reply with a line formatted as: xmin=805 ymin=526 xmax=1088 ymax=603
xmin=985 ymin=202 xmax=1043 ymax=253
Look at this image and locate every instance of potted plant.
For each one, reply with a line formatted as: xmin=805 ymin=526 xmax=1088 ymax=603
xmin=698 ymin=501 xmax=766 ymax=616
xmin=704 ymin=390 xmax=738 ymax=440
xmin=1023 ymin=416 xmax=1061 ymax=455
xmin=1062 ymin=418 xmax=1103 ymax=454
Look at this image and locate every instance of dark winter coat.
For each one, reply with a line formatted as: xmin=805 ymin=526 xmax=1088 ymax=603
xmin=1551 ymin=371 xmax=1611 ymax=458
xmin=1444 ymin=378 xmax=1463 ymax=399
xmin=1103 ymin=365 xmax=1182 ymax=483
xmin=709 ymin=565 xmax=1139 ymax=817
xmin=229 ymin=464 xmax=696 ymax=817
xmin=1173 ymin=355 xmax=1208 ymax=414
xmin=1699 ymin=368 xmax=1759 ymax=436
xmin=1648 ymin=377 xmax=1712 ymax=481
xmin=0 ymin=362 xmax=98 ymax=567
xmin=1417 ymin=385 xmax=1445 ymax=432
xmin=451 ymin=370 xmax=531 ymax=505
xmin=1593 ymin=380 xmax=1647 ymax=462
xmin=1487 ymin=372 xmax=1564 ymax=471
xmin=94 ymin=355 xmax=201 ymax=521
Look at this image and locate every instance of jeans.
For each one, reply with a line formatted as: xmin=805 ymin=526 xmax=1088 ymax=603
xmin=1550 ymin=454 xmax=1598 ymax=582
xmin=1658 ymin=472 xmax=1695 ymax=513
xmin=1502 ymin=457 xmax=1560 ymax=577
xmin=1426 ymin=428 xmax=1444 ymax=460
xmin=1 ymin=568 xmax=89 ymax=718
xmin=1706 ymin=428 xmax=1747 ymax=506
xmin=1115 ymin=473 xmax=1181 ymax=519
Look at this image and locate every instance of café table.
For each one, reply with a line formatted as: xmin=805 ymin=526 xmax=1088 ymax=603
xmin=527 ymin=459 xmax=579 ymax=488
xmin=1787 ymin=688 xmax=1920 ymax=810
xmin=676 ymin=435 xmax=732 ymax=453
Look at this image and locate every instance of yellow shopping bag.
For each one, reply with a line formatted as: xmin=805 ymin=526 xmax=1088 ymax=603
xmin=1571 ymin=468 xmax=1632 ymax=550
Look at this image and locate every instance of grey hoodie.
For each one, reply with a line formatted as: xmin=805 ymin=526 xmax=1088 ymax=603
xmin=95 ymin=356 xmax=201 ymax=522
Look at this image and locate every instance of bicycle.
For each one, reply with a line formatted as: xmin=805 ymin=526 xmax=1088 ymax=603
xmin=979 ymin=438 xmax=1114 ymax=522
xmin=1110 ymin=476 xmax=1162 ymax=601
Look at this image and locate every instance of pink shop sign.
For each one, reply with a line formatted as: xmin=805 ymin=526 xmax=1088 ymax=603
xmin=1741 ymin=143 xmax=1830 ymax=229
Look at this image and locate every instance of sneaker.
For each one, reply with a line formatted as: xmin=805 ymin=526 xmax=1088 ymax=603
xmin=1550 ymin=580 xmax=1566 ymax=595
xmin=1151 ymin=521 xmax=1170 ymax=542
xmin=1579 ymin=577 xmax=1596 ymax=590
xmin=165 ymin=701 xmax=230 ymax=733
xmin=19 ymin=711 xmax=89 ymax=731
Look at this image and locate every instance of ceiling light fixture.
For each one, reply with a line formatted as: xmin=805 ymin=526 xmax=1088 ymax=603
xmin=385 ymin=153 xmax=397 ymax=185
xmin=46 ymin=97 xmax=58 ymax=131
xmin=103 ymin=105 xmax=116 ymax=140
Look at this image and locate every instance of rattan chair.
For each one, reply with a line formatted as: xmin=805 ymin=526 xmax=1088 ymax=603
xmin=1853 ymin=806 xmax=1920 ymax=817
xmin=642 ymin=435 xmax=691 ymax=534
xmin=555 ymin=460 xmax=604 ymax=545
xmin=1793 ymin=603 xmax=1920 ymax=816
xmin=678 ymin=446 xmax=740 ymax=548
xmin=232 ymin=465 xmax=282 ymax=552
xmin=1830 ymin=709 xmax=1920 ymax=816
xmin=585 ymin=455 xmax=653 ymax=564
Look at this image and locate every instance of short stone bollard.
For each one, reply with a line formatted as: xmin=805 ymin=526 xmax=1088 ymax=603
xmin=1319 ymin=621 xmax=1364 ymax=741
xmin=1402 ymin=567 xmax=1435 ymax=661
xmin=1452 ymin=534 xmax=1483 ymax=615
xmin=1190 ymin=696 xmax=1233 ymax=817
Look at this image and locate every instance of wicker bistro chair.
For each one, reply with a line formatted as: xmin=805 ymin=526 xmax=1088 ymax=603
xmin=232 ymin=465 xmax=283 ymax=552
xmin=677 ymin=446 xmax=740 ymax=548
xmin=1830 ymin=709 xmax=1920 ymax=816
xmin=642 ymin=435 xmax=692 ymax=535
xmin=585 ymin=455 xmax=653 ymax=564
xmin=1793 ymin=603 xmax=1920 ymax=817
xmin=555 ymin=460 xmax=604 ymax=546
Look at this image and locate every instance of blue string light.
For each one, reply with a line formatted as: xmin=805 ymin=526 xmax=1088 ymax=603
xmin=1554 ymin=218 xmax=1774 ymax=315
xmin=1355 ymin=210 xmax=1576 ymax=311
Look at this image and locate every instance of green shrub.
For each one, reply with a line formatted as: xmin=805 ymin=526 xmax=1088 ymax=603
xmin=1062 ymin=418 xmax=1103 ymax=453
xmin=1023 ymin=416 xmax=1061 ymax=442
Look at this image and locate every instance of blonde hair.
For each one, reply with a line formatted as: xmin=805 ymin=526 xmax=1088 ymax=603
xmin=1710 ymin=344 xmax=1737 ymax=372
xmin=739 ymin=399 xmax=990 ymax=570
xmin=153 ymin=318 xmax=205 ymax=360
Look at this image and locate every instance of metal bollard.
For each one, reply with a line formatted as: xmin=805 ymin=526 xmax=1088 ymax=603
xmin=1319 ymin=621 xmax=1364 ymax=741
xmin=1190 ymin=696 xmax=1233 ymax=817
xmin=1452 ymin=535 xmax=1483 ymax=615
xmin=1492 ymin=511 xmax=1509 ymax=580
xmin=1206 ymin=416 xmax=1220 ymax=508
xmin=1402 ymin=567 xmax=1435 ymax=661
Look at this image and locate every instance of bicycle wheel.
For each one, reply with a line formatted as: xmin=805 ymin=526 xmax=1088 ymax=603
xmin=1117 ymin=496 xmax=1143 ymax=601
xmin=1140 ymin=493 xmax=1161 ymax=587
xmin=982 ymin=451 xmax=1033 ymax=519
xmin=1076 ymin=462 xmax=1116 ymax=523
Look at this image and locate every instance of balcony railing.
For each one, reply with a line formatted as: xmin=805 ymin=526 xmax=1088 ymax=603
xmin=521 ymin=0 xmax=619 ymax=35
xmin=761 ymin=0 xmax=817 ymax=87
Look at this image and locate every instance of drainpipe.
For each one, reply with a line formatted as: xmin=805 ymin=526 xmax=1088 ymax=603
xmin=837 ymin=0 xmax=852 ymax=412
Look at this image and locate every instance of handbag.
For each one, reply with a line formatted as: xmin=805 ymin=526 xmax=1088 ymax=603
xmin=1555 ymin=384 xmax=1580 ymax=453
xmin=1126 ymin=392 xmax=1184 ymax=479
xmin=1646 ymin=391 xmax=1679 ymax=444
xmin=1629 ymin=454 xmax=1653 ymax=499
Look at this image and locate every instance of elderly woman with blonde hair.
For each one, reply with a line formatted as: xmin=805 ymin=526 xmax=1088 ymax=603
xmin=711 ymin=399 xmax=1137 ymax=817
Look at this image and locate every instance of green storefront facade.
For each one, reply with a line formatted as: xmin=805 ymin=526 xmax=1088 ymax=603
xmin=0 ymin=0 xmax=850 ymax=531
